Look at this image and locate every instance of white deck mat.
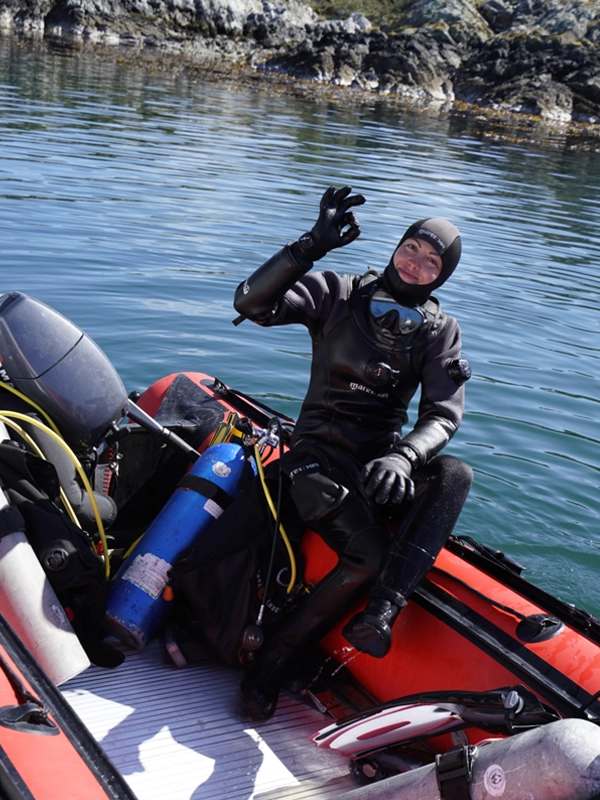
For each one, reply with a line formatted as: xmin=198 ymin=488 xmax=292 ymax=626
xmin=62 ymin=639 xmax=356 ymax=800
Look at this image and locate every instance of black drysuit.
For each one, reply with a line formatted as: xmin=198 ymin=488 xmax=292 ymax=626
xmin=188 ymin=244 xmax=473 ymax=660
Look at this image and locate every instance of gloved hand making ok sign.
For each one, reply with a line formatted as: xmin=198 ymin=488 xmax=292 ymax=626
xmin=361 ymin=453 xmax=415 ymax=506
xmin=296 ymin=185 xmax=366 ymax=262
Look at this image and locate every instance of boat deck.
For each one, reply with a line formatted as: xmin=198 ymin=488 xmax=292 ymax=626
xmin=61 ymin=638 xmax=356 ymax=800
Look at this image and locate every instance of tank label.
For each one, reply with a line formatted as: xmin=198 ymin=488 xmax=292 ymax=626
xmin=212 ymin=462 xmax=231 ymax=478
xmin=123 ymin=553 xmax=172 ymax=599
xmin=204 ymin=498 xmax=223 ymax=519
xmin=484 ymin=764 xmax=506 ymax=796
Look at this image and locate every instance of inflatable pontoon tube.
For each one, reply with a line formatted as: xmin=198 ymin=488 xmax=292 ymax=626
xmin=321 ymin=719 xmax=600 ymax=800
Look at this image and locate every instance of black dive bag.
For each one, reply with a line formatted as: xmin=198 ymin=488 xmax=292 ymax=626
xmin=0 ymin=441 xmax=122 ymax=667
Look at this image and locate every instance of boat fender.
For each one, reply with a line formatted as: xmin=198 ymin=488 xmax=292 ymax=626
xmin=323 ymin=719 xmax=600 ymax=800
xmin=105 ymin=442 xmax=255 ymax=650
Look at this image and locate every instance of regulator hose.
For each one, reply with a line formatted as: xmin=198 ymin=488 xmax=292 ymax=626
xmin=0 ymin=414 xmax=80 ymax=529
xmin=0 ymin=411 xmax=110 ymax=579
xmin=0 ymin=383 xmax=63 ymax=437
xmin=254 ymin=439 xmax=297 ymax=595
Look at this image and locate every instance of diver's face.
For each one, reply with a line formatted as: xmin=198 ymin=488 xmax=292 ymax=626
xmin=392 ymin=238 xmax=443 ymax=285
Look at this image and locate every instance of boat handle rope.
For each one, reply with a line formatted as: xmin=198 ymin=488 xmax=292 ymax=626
xmin=577 ymin=688 xmax=600 ymax=718
xmin=0 ymin=649 xmax=57 ymax=732
xmin=212 ymin=377 xmax=297 ymax=426
xmin=429 ymin=565 xmax=551 ymax=628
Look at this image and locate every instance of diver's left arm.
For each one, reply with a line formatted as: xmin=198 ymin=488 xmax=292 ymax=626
xmin=395 ymin=316 xmax=470 ymax=471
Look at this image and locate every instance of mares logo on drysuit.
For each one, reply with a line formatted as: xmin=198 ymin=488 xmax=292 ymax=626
xmin=416 ymin=226 xmax=447 ymax=253
xmin=349 ymin=381 xmax=390 ymax=399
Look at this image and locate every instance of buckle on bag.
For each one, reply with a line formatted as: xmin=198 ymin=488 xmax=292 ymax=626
xmin=436 ymin=745 xmax=476 ymax=800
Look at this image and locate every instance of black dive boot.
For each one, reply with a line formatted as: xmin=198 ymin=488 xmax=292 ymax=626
xmin=238 ymin=640 xmax=292 ymax=722
xmin=342 ymin=589 xmax=406 ymax=658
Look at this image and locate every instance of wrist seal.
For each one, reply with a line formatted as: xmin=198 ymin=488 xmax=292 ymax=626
xmin=393 ymin=445 xmax=420 ymax=472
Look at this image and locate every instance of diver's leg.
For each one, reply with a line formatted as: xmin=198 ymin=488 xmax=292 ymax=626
xmin=239 ymin=453 xmax=389 ymax=720
xmin=343 ymin=455 xmax=473 ymax=658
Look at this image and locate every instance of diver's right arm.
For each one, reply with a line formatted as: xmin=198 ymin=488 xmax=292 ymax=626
xmin=233 ymin=243 xmax=313 ymax=321
xmin=233 ymin=185 xmax=365 ymax=322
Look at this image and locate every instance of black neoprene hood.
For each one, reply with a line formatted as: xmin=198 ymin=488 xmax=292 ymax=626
xmin=383 ymin=218 xmax=462 ymax=303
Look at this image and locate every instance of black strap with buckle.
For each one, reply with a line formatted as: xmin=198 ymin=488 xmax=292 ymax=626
xmin=177 ymin=474 xmax=231 ymax=511
xmin=436 ymin=745 xmax=476 ymax=800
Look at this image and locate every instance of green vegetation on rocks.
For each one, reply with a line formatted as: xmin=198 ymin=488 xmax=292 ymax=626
xmin=310 ymin=0 xmax=412 ymax=31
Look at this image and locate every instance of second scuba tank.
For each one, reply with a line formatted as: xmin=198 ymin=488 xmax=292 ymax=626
xmin=0 ymin=500 xmax=91 ymax=686
xmin=105 ymin=442 xmax=255 ymax=649
xmin=0 ymin=419 xmax=90 ymax=685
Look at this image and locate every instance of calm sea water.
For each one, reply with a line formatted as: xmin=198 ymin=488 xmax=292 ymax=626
xmin=1 ymin=36 xmax=600 ymax=615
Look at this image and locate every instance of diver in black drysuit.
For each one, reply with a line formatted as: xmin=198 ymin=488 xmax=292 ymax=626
xmin=216 ymin=186 xmax=472 ymax=720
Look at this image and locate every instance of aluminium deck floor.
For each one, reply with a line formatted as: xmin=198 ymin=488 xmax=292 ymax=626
xmin=62 ymin=638 xmax=357 ymax=800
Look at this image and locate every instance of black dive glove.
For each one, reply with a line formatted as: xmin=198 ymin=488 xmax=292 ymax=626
xmin=295 ymin=185 xmax=365 ymax=262
xmin=361 ymin=453 xmax=415 ymax=506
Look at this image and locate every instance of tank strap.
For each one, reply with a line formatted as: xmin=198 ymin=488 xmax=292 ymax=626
xmin=178 ymin=474 xmax=233 ymax=510
xmin=436 ymin=745 xmax=476 ymax=800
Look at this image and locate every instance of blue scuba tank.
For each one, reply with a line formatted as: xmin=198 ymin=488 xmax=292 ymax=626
xmin=105 ymin=442 xmax=255 ymax=649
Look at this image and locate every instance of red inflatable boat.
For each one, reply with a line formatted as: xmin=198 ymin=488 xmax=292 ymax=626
xmin=136 ymin=372 xmax=600 ymax=730
xmin=0 ymin=612 xmax=136 ymax=800
xmin=0 ymin=292 xmax=599 ymax=798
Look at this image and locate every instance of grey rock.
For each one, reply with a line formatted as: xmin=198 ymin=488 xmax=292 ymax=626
xmin=2 ymin=0 xmax=600 ymax=125
xmin=480 ymin=0 xmax=514 ymax=33
xmin=398 ymin=0 xmax=493 ymax=48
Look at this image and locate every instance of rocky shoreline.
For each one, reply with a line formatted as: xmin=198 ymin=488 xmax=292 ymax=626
xmin=2 ymin=0 xmax=600 ymax=143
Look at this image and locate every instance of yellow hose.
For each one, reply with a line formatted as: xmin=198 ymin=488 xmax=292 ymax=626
xmin=122 ymin=533 xmax=144 ymax=560
xmin=0 ymin=414 xmax=81 ymax=529
xmin=253 ymin=444 xmax=296 ymax=593
xmin=0 ymin=411 xmax=110 ymax=579
xmin=0 ymin=385 xmax=83 ymax=527
xmin=0 ymin=383 xmax=63 ymax=436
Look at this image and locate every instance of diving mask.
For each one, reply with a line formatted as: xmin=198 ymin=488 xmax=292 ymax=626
xmin=370 ymin=290 xmax=424 ymax=335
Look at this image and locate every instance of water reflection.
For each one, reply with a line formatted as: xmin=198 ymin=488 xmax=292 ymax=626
xmin=1 ymin=34 xmax=600 ymax=614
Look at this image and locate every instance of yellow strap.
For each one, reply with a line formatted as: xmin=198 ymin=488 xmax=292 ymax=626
xmin=253 ymin=444 xmax=296 ymax=593
xmin=122 ymin=533 xmax=144 ymax=560
xmin=0 ymin=411 xmax=110 ymax=579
